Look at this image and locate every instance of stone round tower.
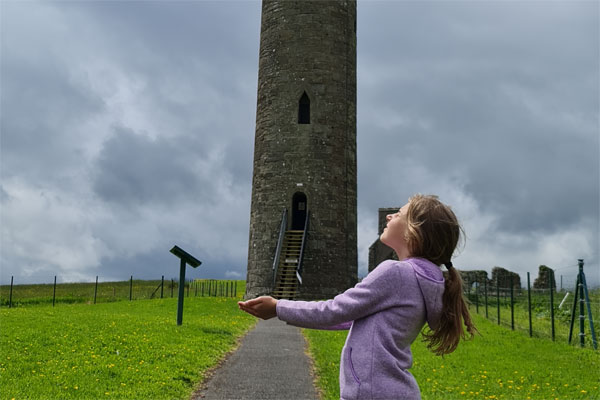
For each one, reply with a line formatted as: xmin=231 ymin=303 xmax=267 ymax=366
xmin=245 ymin=0 xmax=357 ymax=300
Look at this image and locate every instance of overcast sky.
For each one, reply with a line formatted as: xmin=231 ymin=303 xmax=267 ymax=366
xmin=1 ymin=0 xmax=598 ymax=288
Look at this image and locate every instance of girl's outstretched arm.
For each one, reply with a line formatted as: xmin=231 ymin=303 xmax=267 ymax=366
xmin=238 ymin=296 xmax=278 ymax=320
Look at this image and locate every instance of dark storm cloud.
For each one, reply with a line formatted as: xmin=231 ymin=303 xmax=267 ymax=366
xmin=93 ymin=127 xmax=211 ymax=206
xmin=357 ymin=1 xmax=599 ymax=236
xmin=1 ymin=52 xmax=105 ymax=184
xmin=1 ymin=1 xmax=259 ymax=284
xmin=1 ymin=1 xmax=597 ymax=286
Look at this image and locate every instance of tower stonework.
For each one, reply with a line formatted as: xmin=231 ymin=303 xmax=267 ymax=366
xmin=246 ymin=0 xmax=357 ymax=300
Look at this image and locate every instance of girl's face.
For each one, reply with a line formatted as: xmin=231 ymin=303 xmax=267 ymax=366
xmin=380 ymin=202 xmax=410 ymax=258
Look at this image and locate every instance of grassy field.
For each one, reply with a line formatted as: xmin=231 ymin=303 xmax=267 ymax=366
xmin=304 ymin=312 xmax=600 ymax=400
xmin=0 ymin=279 xmax=245 ymax=307
xmin=0 ymin=296 xmax=256 ymax=400
xmin=468 ymin=287 xmax=600 ymax=345
xmin=3 ymin=280 xmax=598 ymax=400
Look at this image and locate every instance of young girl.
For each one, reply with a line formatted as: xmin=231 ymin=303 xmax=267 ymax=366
xmin=238 ymin=194 xmax=477 ymax=400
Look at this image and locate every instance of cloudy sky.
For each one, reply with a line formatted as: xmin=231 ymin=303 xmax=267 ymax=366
xmin=1 ymin=0 xmax=598 ymax=288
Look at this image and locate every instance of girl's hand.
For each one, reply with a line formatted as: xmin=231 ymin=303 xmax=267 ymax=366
xmin=238 ymin=296 xmax=278 ymax=320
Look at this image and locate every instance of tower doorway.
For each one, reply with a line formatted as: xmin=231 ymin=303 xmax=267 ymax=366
xmin=291 ymin=192 xmax=307 ymax=230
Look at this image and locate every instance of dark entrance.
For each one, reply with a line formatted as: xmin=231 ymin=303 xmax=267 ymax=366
xmin=291 ymin=192 xmax=307 ymax=230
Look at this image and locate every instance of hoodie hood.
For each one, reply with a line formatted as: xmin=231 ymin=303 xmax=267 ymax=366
xmin=406 ymin=257 xmax=445 ymax=330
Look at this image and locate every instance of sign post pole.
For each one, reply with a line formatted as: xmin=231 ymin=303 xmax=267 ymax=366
xmin=177 ymin=258 xmax=186 ymax=326
xmin=170 ymin=245 xmax=202 ymax=326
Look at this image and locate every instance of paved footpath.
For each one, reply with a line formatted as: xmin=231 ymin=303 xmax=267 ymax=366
xmin=192 ymin=318 xmax=320 ymax=400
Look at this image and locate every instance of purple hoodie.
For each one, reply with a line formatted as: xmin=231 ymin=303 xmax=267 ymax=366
xmin=276 ymin=258 xmax=445 ymax=400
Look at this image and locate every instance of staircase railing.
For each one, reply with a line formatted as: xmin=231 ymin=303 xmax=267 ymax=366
xmin=296 ymin=210 xmax=310 ymax=285
xmin=272 ymin=208 xmax=288 ymax=288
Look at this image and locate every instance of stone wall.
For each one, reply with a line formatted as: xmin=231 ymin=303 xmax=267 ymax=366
xmin=533 ymin=265 xmax=556 ymax=289
xmin=461 ymin=270 xmax=489 ymax=288
xmin=368 ymin=207 xmax=399 ymax=272
xmin=491 ymin=266 xmax=521 ymax=288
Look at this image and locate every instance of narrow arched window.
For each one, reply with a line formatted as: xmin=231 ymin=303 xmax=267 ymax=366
xmin=298 ymin=92 xmax=310 ymax=124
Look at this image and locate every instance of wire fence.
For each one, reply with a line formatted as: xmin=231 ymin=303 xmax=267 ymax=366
xmin=0 ymin=276 xmax=244 ymax=308
xmin=3 ymin=265 xmax=598 ymax=351
xmin=464 ymin=270 xmax=599 ymax=350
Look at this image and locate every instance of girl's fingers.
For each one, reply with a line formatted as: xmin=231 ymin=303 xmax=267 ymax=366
xmin=243 ymin=298 xmax=264 ymax=307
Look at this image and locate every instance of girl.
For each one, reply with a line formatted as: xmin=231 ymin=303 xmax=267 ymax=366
xmin=238 ymin=194 xmax=477 ymax=399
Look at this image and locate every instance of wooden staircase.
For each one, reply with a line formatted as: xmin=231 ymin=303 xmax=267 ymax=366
xmin=272 ymin=230 xmax=303 ymax=299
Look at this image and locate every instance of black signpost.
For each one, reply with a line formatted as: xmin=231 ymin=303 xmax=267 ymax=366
xmin=170 ymin=246 xmax=202 ymax=326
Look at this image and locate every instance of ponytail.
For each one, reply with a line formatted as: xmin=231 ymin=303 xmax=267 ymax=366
xmin=423 ymin=264 xmax=478 ymax=356
xmin=404 ymin=194 xmax=478 ymax=355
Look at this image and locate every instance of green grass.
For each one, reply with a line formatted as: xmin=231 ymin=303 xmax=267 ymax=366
xmin=0 ymin=297 xmax=256 ymax=400
xmin=303 ymin=312 xmax=600 ymax=400
xmin=468 ymin=288 xmax=600 ymax=345
xmin=0 ymin=279 xmax=245 ymax=307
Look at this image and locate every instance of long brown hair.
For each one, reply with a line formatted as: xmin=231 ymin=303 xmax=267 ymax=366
xmin=405 ymin=194 xmax=477 ymax=355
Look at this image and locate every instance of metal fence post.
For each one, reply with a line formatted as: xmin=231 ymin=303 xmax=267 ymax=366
xmin=527 ymin=272 xmax=532 ymax=337
xmin=53 ymin=276 xmax=57 ymax=307
xmin=549 ymin=269 xmax=555 ymax=341
xmin=475 ymin=281 xmax=479 ymax=314
xmin=578 ymin=262 xmax=585 ymax=347
xmin=94 ymin=276 xmax=98 ymax=304
xmin=510 ymin=275 xmax=514 ymax=330
xmin=129 ymin=276 xmax=133 ymax=301
xmin=497 ymin=278 xmax=500 ymax=325
xmin=484 ymin=279 xmax=488 ymax=319
xmin=161 ymin=276 xmax=164 ymax=299
xmin=9 ymin=276 xmax=13 ymax=308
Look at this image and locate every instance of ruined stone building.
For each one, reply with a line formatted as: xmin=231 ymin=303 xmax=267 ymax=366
xmin=368 ymin=207 xmax=399 ymax=272
xmin=245 ymin=0 xmax=357 ymax=300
